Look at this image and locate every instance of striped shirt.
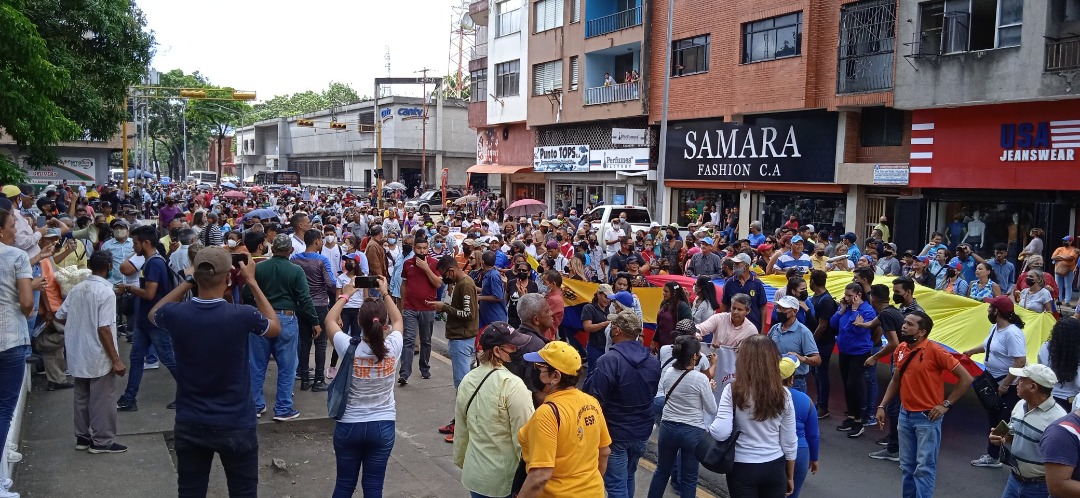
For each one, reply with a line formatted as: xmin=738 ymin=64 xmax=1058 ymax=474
xmin=0 ymin=243 xmax=32 ymax=352
xmin=775 ymin=251 xmax=812 ymax=272
xmin=1007 ymin=396 xmax=1067 ymax=478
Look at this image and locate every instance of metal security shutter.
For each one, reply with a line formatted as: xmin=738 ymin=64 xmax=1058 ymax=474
xmin=533 ymin=62 xmax=549 ymax=95
xmin=571 ymin=0 xmax=580 ymax=22
xmin=533 ymin=60 xmax=563 ymax=95
xmin=535 ymin=0 xmax=563 ymax=32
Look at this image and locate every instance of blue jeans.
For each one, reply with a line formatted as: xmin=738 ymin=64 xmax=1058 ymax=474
xmin=647 ymin=421 xmax=702 ymax=498
xmin=121 ymin=324 xmax=177 ymax=402
xmin=586 ymin=344 xmax=605 ymax=373
xmin=604 ymin=438 xmax=648 ymax=498
xmin=28 ymin=264 xmax=41 ymax=335
xmin=899 ymin=409 xmax=943 ymax=498
xmin=0 ymin=345 xmax=29 ymax=459
xmin=174 ymin=422 xmax=258 ymax=498
xmin=1057 ymin=271 xmax=1075 ymax=303
xmin=792 ymin=446 xmax=810 ymax=498
xmin=448 ymin=338 xmax=475 ymax=389
xmin=400 ymin=310 xmax=434 ymax=381
xmin=333 ymin=420 xmax=396 ymax=498
xmin=864 ymin=346 xmax=883 ymax=420
xmin=249 ymin=313 xmax=299 ymax=416
xmin=1001 ymin=472 xmax=1049 ymax=498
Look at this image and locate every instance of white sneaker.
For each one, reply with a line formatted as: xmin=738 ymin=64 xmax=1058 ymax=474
xmin=0 ymin=478 xmax=18 ymax=498
xmin=144 ymin=362 xmax=160 ymax=370
xmin=5 ymin=447 xmax=22 ymax=463
xmin=971 ymin=454 xmax=1002 ymax=468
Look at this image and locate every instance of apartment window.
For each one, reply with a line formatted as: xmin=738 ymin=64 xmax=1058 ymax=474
xmin=470 ymin=69 xmax=487 ymax=102
xmin=837 ymin=0 xmax=896 ymax=94
xmin=495 ymin=0 xmax=521 ymax=37
xmin=918 ymin=0 xmax=1022 ymax=54
xmin=535 ymin=0 xmax=563 ymax=32
xmin=860 ymin=107 xmax=904 ymax=147
xmin=671 ymin=35 xmax=710 ymax=76
xmin=743 ymin=12 xmax=802 ymax=63
xmin=569 ymin=56 xmax=579 ymax=90
xmin=571 ymin=0 xmax=580 ymax=23
xmin=495 ymin=60 xmax=520 ymax=97
xmin=533 ymin=60 xmax=563 ymax=96
xmin=996 ymin=0 xmax=1023 ymax=47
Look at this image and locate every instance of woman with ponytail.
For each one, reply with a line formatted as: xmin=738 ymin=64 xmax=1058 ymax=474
xmin=324 ymin=275 xmax=404 ymax=497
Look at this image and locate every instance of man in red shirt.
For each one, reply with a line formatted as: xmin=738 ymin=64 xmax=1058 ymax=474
xmin=399 ymin=236 xmax=442 ymax=385
xmin=876 ymin=310 xmax=973 ymax=498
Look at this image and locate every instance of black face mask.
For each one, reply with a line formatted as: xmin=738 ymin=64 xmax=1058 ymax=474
xmin=516 ymin=271 xmax=530 ymax=280
xmin=556 ymin=235 xmax=564 ymax=242
xmin=402 ymin=244 xmax=413 ymax=255
xmin=893 ymin=293 xmax=905 ymax=304
xmin=1025 ymin=278 xmax=1036 ymax=286
xmin=900 ymin=332 xmax=918 ymax=345
xmin=170 ymin=228 xmax=180 ymax=240
xmin=798 ymin=290 xmax=809 ymax=301
xmin=442 ymin=275 xmax=454 ymax=286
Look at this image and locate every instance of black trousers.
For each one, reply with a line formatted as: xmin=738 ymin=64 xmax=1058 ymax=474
xmin=174 ymin=422 xmax=258 ymax=498
xmin=985 ymin=381 xmax=1020 ymax=459
xmin=726 ymin=457 xmax=787 ymax=498
xmin=838 ymin=352 xmax=871 ymax=421
xmin=298 ymin=306 xmax=329 ymax=383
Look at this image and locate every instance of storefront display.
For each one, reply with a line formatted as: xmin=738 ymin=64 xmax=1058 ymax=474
xmin=759 ymin=194 xmax=845 ymax=235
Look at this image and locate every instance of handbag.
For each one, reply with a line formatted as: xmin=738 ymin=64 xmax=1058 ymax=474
xmin=327 ymin=337 xmax=360 ymax=420
xmin=695 ymin=385 xmax=741 ymax=474
xmin=972 ymin=327 xmax=1004 ymax=411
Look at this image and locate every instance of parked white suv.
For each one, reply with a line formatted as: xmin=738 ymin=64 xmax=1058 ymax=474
xmin=586 ymin=205 xmax=654 ymax=235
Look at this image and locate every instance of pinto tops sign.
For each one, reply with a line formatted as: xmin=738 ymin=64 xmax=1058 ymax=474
xmin=664 ymin=111 xmax=838 ymax=183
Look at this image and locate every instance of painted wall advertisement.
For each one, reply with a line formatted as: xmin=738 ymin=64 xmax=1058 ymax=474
xmin=589 ymin=148 xmax=649 ymax=171
xmin=663 ymin=111 xmax=838 ymax=183
xmin=24 ymin=157 xmax=96 ymax=185
xmin=533 ymin=145 xmax=590 ymax=172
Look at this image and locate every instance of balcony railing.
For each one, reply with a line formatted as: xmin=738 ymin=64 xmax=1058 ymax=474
xmin=585 ymin=6 xmax=641 ymax=38
xmin=584 ymin=82 xmax=640 ymax=105
xmin=1047 ymin=38 xmax=1080 ymax=72
xmin=472 ymin=43 xmax=488 ymax=59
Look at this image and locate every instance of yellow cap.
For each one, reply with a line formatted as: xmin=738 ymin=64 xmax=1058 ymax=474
xmin=1 ymin=185 xmax=20 ymax=198
xmin=524 ymin=341 xmax=582 ymax=376
xmin=779 ymin=354 xmax=800 ymax=379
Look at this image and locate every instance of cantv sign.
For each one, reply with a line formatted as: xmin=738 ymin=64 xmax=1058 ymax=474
xmin=380 ymin=107 xmax=427 ymax=122
xmin=664 ymin=110 xmax=838 ymax=183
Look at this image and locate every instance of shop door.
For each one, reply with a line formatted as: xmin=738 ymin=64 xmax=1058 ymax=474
xmin=893 ymin=198 xmax=928 ymax=254
xmin=1036 ymin=202 xmax=1071 ymax=259
xmin=614 ymin=54 xmax=635 ymax=83
xmin=864 ymin=197 xmax=887 ymax=239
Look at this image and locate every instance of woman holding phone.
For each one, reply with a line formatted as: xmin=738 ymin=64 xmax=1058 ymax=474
xmin=829 ymin=283 xmax=877 ymax=436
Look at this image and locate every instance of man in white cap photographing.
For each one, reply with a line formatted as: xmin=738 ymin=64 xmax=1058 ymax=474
xmin=989 ymin=363 xmax=1066 ymax=498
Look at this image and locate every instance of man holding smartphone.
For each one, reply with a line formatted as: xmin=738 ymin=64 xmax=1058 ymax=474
xmin=399 ymin=237 xmax=441 ymax=385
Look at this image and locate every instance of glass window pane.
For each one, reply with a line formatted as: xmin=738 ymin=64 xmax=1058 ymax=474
xmin=997 ymin=25 xmax=1021 ymax=47
xmin=999 ymin=0 xmax=1023 ymax=24
xmin=750 ymin=31 xmax=770 ymax=61
xmin=775 ymin=26 xmax=798 ymax=57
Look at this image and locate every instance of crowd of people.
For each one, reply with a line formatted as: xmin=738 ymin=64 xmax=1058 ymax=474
xmin=2 ymin=179 xmax=1080 ymax=498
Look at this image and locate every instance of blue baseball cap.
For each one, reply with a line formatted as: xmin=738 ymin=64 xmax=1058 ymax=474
xmin=791 ymin=235 xmax=804 ymax=244
xmin=606 ymin=291 xmax=635 ymax=308
xmin=702 ymin=237 xmax=715 ymax=245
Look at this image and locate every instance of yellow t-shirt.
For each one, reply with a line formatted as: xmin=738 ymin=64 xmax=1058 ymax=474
xmin=518 ymin=388 xmax=611 ymax=498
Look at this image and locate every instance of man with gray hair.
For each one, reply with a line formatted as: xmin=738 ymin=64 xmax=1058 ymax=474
xmin=748 ymin=221 xmax=766 ymax=247
xmin=170 ymin=228 xmax=198 ymax=274
xmin=721 ymin=253 xmax=768 ymax=331
xmin=504 ymin=294 xmax=550 ymax=403
xmin=698 ymin=292 xmax=759 ymax=348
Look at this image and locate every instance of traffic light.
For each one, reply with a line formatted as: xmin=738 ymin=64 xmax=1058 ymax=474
xmin=297 ymin=119 xmax=314 ymax=127
xmin=179 ymin=89 xmax=207 ymax=98
xmin=232 ymin=91 xmax=256 ymax=101
xmin=329 ymin=121 xmax=346 ymax=130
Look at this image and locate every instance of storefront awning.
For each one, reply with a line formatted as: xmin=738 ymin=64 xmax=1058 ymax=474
xmin=466 ymin=164 xmax=533 ymax=174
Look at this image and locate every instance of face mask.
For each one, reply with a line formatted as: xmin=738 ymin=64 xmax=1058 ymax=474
xmin=473 ymin=232 xmax=481 ymax=237
xmin=556 ymin=235 xmax=564 ymax=242
xmin=170 ymin=228 xmax=180 ymax=240
xmin=113 ymin=229 xmax=128 ymax=239
xmin=900 ymin=331 xmax=918 ymax=345
xmin=798 ymin=290 xmax=808 ymax=301
xmin=442 ymin=275 xmax=454 ymax=286
xmin=435 ymin=242 xmax=444 ymax=249
xmin=733 ymin=267 xmax=745 ymax=277
xmin=988 ymin=309 xmax=998 ymax=324
xmin=516 ymin=271 xmax=530 ymax=280
xmin=893 ymin=293 xmax=905 ymax=304
xmin=569 ymin=216 xmax=578 ymax=221
xmin=227 ymin=239 xmax=239 ymax=248
xmin=325 ymin=235 xmax=336 ymax=244
xmin=1025 ymin=278 xmax=1035 ymax=286
xmin=387 ymin=238 xmax=397 ymax=245
xmin=401 ymin=244 xmax=412 ymax=255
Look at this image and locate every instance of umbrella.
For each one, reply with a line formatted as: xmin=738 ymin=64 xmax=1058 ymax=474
xmin=222 ymin=190 xmax=247 ymax=199
xmin=242 ymin=208 xmax=279 ymax=221
xmin=126 ymin=169 xmax=153 ymax=179
xmin=384 ymin=182 xmax=406 ymax=191
xmin=505 ymin=199 xmax=547 ymax=217
xmin=249 ymin=186 xmax=264 ymax=193
xmin=221 ymin=181 xmax=238 ymax=189
xmin=454 ymin=194 xmax=478 ymax=206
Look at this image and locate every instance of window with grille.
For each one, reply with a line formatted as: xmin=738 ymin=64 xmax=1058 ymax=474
xmin=671 ymin=35 xmax=709 ymax=76
xmin=742 ymin=12 xmax=802 ymax=63
xmin=535 ymin=0 xmax=563 ymax=32
xmin=533 ymin=60 xmax=563 ymax=96
xmin=570 ymin=56 xmax=579 ymax=90
xmin=837 ymin=0 xmax=895 ymax=94
xmin=470 ymin=69 xmax=487 ymax=102
xmin=496 ymin=60 xmax=520 ymax=97
xmin=293 ymin=160 xmax=345 ymax=179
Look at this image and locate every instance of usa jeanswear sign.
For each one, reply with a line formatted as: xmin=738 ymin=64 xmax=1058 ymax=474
xmin=664 ymin=111 xmax=838 ymax=183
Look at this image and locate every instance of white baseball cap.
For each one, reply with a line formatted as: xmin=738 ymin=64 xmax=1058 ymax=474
xmin=1009 ymin=364 xmax=1058 ymax=389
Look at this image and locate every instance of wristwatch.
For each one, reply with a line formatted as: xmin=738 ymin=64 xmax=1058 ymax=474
xmin=183 ymin=274 xmax=196 ymax=286
xmin=942 ymin=400 xmax=952 ymax=408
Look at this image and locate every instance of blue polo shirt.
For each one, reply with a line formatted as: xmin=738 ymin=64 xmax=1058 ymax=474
xmin=949 ymin=255 xmax=978 ymax=282
xmin=748 ymin=232 xmax=766 ymax=247
xmin=722 ymin=274 xmax=768 ymax=331
xmin=988 ymin=258 xmax=1016 ymax=291
xmin=768 ymin=320 xmax=819 ymax=376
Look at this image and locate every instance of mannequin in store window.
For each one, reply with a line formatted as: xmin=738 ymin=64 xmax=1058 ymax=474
xmin=963 ymin=211 xmax=986 ymax=252
xmin=1008 ymin=213 xmax=1020 ymax=260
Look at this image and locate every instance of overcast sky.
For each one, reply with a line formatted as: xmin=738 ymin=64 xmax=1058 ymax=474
xmin=138 ymin=0 xmax=466 ymax=100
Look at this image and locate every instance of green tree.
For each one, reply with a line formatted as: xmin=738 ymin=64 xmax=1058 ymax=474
xmin=0 ymin=0 xmax=154 ymax=180
xmin=145 ymin=69 xmax=211 ymax=180
xmin=250 ymin=82 xmax=369 ymax=122
xmin=189 ymin=97 xmax=251 ymax=183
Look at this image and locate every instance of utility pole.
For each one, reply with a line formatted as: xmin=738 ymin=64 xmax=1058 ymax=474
xmin=419 ymin=67 xmax=430 ymax=189
xmin=655 ymin=0 xmax=675 ymax=224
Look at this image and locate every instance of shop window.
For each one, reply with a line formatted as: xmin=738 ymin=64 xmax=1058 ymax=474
xmin=534 ymin=0 xmax=563 ymax=33
xmin=495 ymin=60 xmax=520 ymax=98
xmin=672 ymin=35 xmax=710 ymax=76
xmin=470 ymin=69 xmax=487 ymax=103
xmin=742 ymin=12 xmax=802 ymax=64
xmin=533 ymin=60 xmax=563 ymax=96
xmin=860 ymin=107 xmax=904 ymax=147
xmin=676 ymin=189 xmax=738 ymax=228
xmin=917 ymin=0 xmax=1022 ymax=55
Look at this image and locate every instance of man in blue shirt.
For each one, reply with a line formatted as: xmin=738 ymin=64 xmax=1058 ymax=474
xmin=844 ymin=232 xmax=862 ymax=265
xmin=949 ymin=244 xmax=978 ymax=283
xmin=152 ymin=246 xmax=281 ymax=497
xmin=768 ymin=296 xmax=820 ymax=393
xmin=774 ymin=235 xmax=813 ymax=274
xmin=477 ymin=250 xmax=507 ymax=329
xmin=722 ymin=253 xmax=768 ymax=331
xmin=985 ymin=243 xmax=1016 ymax=294
xmin=919 ymin=231 xmax=949 ymax=257
xmin=747 ymin=221 xmax=766 ymax=247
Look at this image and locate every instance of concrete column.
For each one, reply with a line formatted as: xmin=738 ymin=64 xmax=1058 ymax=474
xmin=846 ymin=186 xmax=861 ymax=238
xmin=738 ymin=189 xmax=751 ymax=236
xmin=391 ymin=156 xmax=399 ymax=182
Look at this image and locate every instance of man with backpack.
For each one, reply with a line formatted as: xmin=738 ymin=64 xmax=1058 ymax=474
xmin=583 ymin=308 xmax=660 ymax=498
xmin=116 ymin=225 xmax=180 ymax=412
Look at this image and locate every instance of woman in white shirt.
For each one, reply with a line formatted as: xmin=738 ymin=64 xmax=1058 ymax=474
xmin=647 ymin=335 xmax=717 ymax=498
xmin=1016 ymin=269 xmax=1053 ymax=313
xmin=324 ymin=276 xmax=404 ymax=498
xmin=691 ymin=276 xmax=720 ymax=325
xmin=709 ymin=334 xmax=798 ymax=498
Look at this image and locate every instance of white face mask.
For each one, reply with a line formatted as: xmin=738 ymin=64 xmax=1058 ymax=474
xmin=113 ymin=229 xmax=128 ymax=240
xmin=226 ymin=239 xmax=238 ymax=248
xmin=325 ymin=235 xmax=336 ymax=244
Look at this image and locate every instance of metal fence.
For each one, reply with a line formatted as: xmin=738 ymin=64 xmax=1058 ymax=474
xmin=585 ymin=6 xmax=641 ymax=38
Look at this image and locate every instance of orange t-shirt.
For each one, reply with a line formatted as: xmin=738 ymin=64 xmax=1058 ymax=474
xmin=895 ymin=340 xmax=960 ymax=412
xmin=39 ymin=260 xmax=65 ymax=313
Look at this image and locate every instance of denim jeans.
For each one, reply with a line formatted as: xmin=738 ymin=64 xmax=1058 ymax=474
xmin=249 ymin=313 xmax=299 ymax=416
xmin=400 ymin=310 xmax=434 ymax=381
xmin=298 ymin=306 xmax=329 ymax=383
xmin=1001 ymin=473 xmax=1049 ymax=498
xmin=812 ymin=336 xmax=834 ymax=413
xmin=899 ymin=409 xmax=943 ymax=498
xmin=1057 ymin=270 xmax=1075 ymax=303
xmin=864 ymin=345 xmax=883 ymax=420
xmin=28 ymin=264 xmax=41 ymax=335
xmin=647 ymin=421 xmax=702 ymax=498
xmin=448 ymin=338 xmax=476 ymax=389
xmin=333 ymin=420 xmax=396 ymax=498
xmin=121 ymin=324 xmax=177 ymax=403
xmin=586 ymin=344 xmax=605 ymax=373
xmin=174 ymin=422 xmax=258 ymax=498
xmin=604 ymin=438 xmax=648 ymax=498
xmin=0 ymin=345 xmax=29 ymax=463
xmin=792 ymin=446 xmax=810 ymax=498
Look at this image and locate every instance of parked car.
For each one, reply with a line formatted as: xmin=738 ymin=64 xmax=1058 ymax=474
xmin=405 ymin=188 xmax=464 ymax=214
xmin=586 ymin=204 xmax=654 ymax=235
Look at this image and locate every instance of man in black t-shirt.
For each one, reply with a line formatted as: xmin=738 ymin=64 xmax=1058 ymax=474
xmin=149 ymin=247 xmax=281 ymax=497
xmin=809 ymin=270 xmax=838 ymax=418
xmin=861 ymin=284 xmax=904 ymax=461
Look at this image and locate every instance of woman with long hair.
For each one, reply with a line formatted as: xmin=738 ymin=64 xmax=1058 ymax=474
xmin=327 ymin=256 xmax=365 ymax=380
xmin=692 ymin=276 xmax=720 ymax=325
xmin=1017 ymin=269 xmax=1053 ymax=313
xmin=324 ymin=276 xmax=404 ymax=497
xmin=830 ymin=283 xmax=877 ymax=434
xmin=968 ymin=262 xmax=1001 ymax=302
xmin=0 ymin=208 xmax=37 ymax=498
xmin=647 ymin=335 xmax=717 ymax=498
xmin=709 ymin=335 xmax=798 ymax=498
xmin=1052 ymin=236 xmax=1079 ymax=306
xmin=1039 ymin=317 xmax=1080 ymax=411
xmin=653 ymin=281 xmax=692 ymax=354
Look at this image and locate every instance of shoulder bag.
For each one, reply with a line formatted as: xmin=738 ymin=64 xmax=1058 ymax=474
xmin=696 ymin=385 xmax=740 ymax=474
xmin=972 ymin=327 xmax=1004 ymax=411
xmin=327 ymin=337 xmax=360 ymax=420
xmin=511 ymin=400 xmax=561 ymax=495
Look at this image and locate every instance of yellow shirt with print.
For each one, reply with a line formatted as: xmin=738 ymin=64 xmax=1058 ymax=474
xmin=518 ymin=388 xmax=611 ymax=498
